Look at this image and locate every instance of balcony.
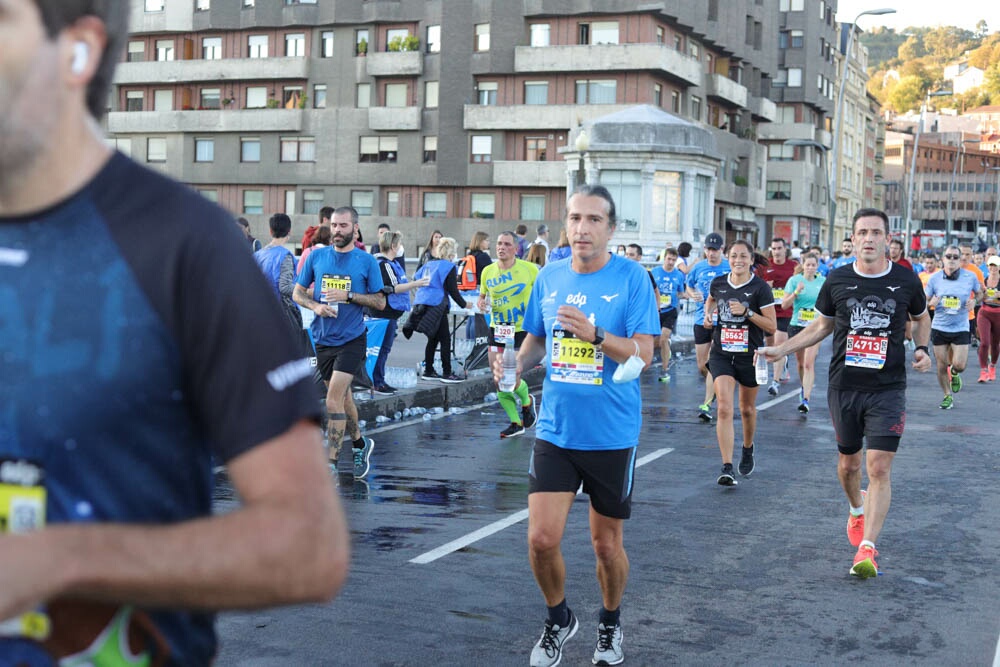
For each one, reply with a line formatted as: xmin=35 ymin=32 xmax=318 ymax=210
xmin=368 ymin=106 xmax=421 ymax=131
xmin=113 ymin=57 xmax=310 ymax=85
xmin=492 ymin=161 xmax=566 ymax=188
xmin=463 ymin=103 xmax=632 ymax=130
xmin=757 ymin=122 xmax=819 ymax=142
xmin=704 ymin=74 xmax=748 ymax=109
xmin=106 ymin=109 xmax=303 ymax=134
xmin=815 ymin=129 xmax=832 ymax=148
xmin=514 ymin=44 xmax=702 ymax=87
xmin=365 ymin=51 xmax=423 ymax=77
xmin=748 ymin=96 xmax=777 ymax=123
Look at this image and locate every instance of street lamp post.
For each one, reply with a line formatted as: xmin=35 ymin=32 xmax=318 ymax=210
xmin=990 ymin=166 xmax=1000 ymax=243
xmin=830 ymin=7 xmax=896 ymax=251
xmin=785 ymin=139 xmax=830 ymax=247
xmin=574 ymin=129 xmax=589 ymax=187
xmin=904 ymin=90 xmax=950 ymax=252
xmin=946 ymin=138 xmax=981 ymax=245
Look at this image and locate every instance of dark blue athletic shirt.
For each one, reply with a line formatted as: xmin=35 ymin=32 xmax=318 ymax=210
xmin=0 ymin=152 xmax=321 ymax=665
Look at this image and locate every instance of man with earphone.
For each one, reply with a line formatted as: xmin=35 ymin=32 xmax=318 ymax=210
xmin=0 ymin=2 xmax=348 ymax=665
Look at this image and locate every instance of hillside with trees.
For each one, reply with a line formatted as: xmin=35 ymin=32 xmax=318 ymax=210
xmin=862 ymin=21 xmax=1000 ymax=113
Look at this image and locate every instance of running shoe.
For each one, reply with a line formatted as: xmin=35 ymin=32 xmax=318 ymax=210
xmin=798 ymin=399 xmax=810 ymax=414
xmin=846 ymin=490 xmax=866 ymax=547
xmin=978 ymin=369 xmax=990 ymax=383
xmin=592 ymin=622 xmax=624 ymax=666
xmin=439 ymin=373 xmax=464 ymax=384
xmin=850 ymin=544 xmax=879 ymax=578
xmin=353 ymin=437 xmax=375 ymax=479
xmin=372 ymin=384 xmax=397 ymax=395
xmin=717 ymin=463 xmax=737 ymax=486
xmin=738 ymin=444 xmax=755 ymax=476
xmin=530 ymin=610 xmax=578 ymax=667
xmin=500 ymin=422 xmax=525 ymax=439
xmin=939 ymin=395 xmax=954 ymax=410
xmin=522 ymin=395 xmax=538 ymax=430
xmin=421 ymin=369 xmax=441 ymax=381
xmin=697 ymin=403 xmax=713 ymax=422
xmin=990 ymin=365 xmax=997 ymax=381
xmin=658 ymin=372 xmax=671 ymax=382
xmin=950 ymin=366 xmax=963 ymax=393
xmin=767 ymin=381 xmax=779 ymax=396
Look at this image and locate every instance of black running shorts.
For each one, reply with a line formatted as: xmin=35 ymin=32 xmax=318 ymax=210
xmin=693 ymin=323 xmax=714 ymax=345
xmin=658 ymin=309 xmax=678 ymax=332
xmin=487 ymin=328 xmax=527 ymax=350
xmin=931 ymin=329 xmax=971 ymax=347
xmin=529 ymin=439 xmax=637 ymax=519
xmin=708 ymin=350 xmax=758 ymax=388
xmin=775 ymin=316 xmax=791 ymax=333
xmin=827 ymin=388 xmax=905 ymax=455
xmin=315 ymin=333 xmax=367 ymax=382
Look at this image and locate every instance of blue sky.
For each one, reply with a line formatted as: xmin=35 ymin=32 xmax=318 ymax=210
xmin=836 ymin=1 xmax=991 ymax=33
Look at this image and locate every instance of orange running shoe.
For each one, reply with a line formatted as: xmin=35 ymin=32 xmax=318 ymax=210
xmin=990 ymin=366 xmax=997 ymax=382
xmin=850 ymin=544 xmax=879 ymax=578
xmin=846 ymin=489 xmax=866 ymax=546
xmin=978 ymin=369 xmax=990 ymax=383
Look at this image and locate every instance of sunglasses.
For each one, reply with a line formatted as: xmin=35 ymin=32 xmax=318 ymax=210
xmin=943 ymin=254 xmax=960 ymax=260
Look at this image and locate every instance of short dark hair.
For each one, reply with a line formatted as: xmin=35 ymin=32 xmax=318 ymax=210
xmin=627 ymin=243 xmax=643 ymax=256
xmin=515 ymin=224 xmax=528 ymax=236
xmin=319 ymin=206 xmax=334 ymax=223
xmin=770 ymin=237 xmax=787 ymax=248
xmin=498 ymin=231 xmax=517 ymax=244
xmin=269 ymin=213 xmax=292 ymax=238
xmin=852 ymin=208 xmax=889 ymax=234
xmin=537 ymin=224 xmax=549 ymax=235
xmin=568 ymin=184 xmax=617 ymax=226
xmin=333 ymin=206 xmax=359 ymax=225
xmin=235 ymin=217 xmax=250 ymax=229
xmin=377 ymin=223 xmax=391 ymax=232
xmin=32 ymin=0 xmax=130 ymax=120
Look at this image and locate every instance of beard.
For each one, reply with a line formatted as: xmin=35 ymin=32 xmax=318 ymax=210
xmin=332 ymin=233 xmax=353 ymax=249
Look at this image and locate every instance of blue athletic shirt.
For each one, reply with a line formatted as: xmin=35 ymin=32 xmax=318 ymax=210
xmin=0 ymin=152 xmax=320 ymax=666
xmin=650 ymin=265 xmax=685 ymax=313
xmin=925 ymin=269 xmax=982 ymax=333
xmin=297 ymin=246 xmax=383 ymax=346
xmin=831 ymin=255 xmax=856 ymax=269
xmin=685 ymin=258 xmax=730 ymax=321
xmin=784 ymin=273 xmax=826 ymax=327
xmin=523 ymin=254 xmax=659 ymax=450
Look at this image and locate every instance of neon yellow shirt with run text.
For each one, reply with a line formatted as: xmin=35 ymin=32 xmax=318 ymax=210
xmin=480 ymin=259 xmax=539 ymax=331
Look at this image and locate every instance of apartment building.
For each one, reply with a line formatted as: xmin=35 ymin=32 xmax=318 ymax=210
xmin=108 ymin=0 xmax=781 ymax=251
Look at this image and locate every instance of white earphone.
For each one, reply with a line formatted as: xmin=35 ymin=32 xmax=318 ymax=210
xmin=72 ymin=42 xmax=89 ymax=74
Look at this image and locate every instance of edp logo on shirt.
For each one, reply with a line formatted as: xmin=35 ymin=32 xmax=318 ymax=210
xmin=566 ymin=292 xmax=587 ymax=307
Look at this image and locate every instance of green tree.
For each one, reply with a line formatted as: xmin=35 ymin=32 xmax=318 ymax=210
xmin=898 ymin=34 xmax=926 ymax=62
xmin=984 ymin=63 xmax=1000 ymax=98
xmin=888 ymin=75 xmax=927 ymax=112
xmin=975 ymin=20 xmax=988 ymax=39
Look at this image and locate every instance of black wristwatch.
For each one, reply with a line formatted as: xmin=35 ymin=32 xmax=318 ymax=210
xmin=591 ymin=326 xmax=606 ymax=346
xmin=915 ymin=345 xmax=929 ymax=355
xmin=381 ymin=285 xmax=394 ymax=296
xmin=346 ymin=291 xmax=354 ymax=303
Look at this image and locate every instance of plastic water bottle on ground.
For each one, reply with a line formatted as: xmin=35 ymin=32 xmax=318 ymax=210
xmin=498 ymin=345 xmax=517 ymax=392
xmin=484 ymin=392 xmax=497 ymax=403
xmin=375 ymin=415 xmax=391 ymax=424
xmin=755 ymin=350 xmax=769 ymax=386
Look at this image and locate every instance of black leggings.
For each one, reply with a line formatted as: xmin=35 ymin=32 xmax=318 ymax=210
xmin=424 ymin=313 xmax=452 ymax=375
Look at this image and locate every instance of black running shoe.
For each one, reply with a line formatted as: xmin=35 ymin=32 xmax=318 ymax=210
xmin=717 ymin=463 xmax=737 ymax=486
xmin=738 ymin=444 xmax=755 ymax=476
xmin=522 ymin=395 xmax=538 ymax=430
xmin=500 ymin=423 xmax=525 ymax=439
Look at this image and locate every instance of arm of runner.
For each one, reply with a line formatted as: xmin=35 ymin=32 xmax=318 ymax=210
xmin=294 ymin=283 xmax=336 ymax=317
xmin=554 ymin=305 xmax=653 ymax=366
xmin=347 ymin=290 xmax=386 ymax=310
xmin=763 ymin=314 xmax=833 ymax=362
xmin=751 ymin=303 xmax=778 ymax=335
xmin=495 ymin=332 xmax=547 ymax=386
xmin=703 ymin=295 xmax=716 ymax=328
xmin=780 ymin=281 xmax=801 ymax=310
xmin=909 ymin=310 xmax=933 ymax=372
xmin=0 ymin=420 xmax=348 ymax=620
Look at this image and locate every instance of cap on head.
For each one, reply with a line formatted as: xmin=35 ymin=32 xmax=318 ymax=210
xmin=988 ymin=255 xmax=1000 ymax=267
xmin=704 ymin=233 xmax=723 ymax=250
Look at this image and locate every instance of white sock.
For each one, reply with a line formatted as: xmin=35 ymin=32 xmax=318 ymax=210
xmin=849 ymin=505 xmax=863 ymax=517
xmin=859 ymin=539 xmax=875 ymax=550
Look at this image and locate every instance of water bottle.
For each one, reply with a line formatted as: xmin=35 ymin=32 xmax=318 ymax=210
xmin=375 ymin=415 xmax=390 ymax=424
xmin=393 ymin=411 xmax=402 ymax=421
xmin=755 ymin=349 xmax=769 ymax=386
xmin=499 ymin=345 xmax=517 ymax=392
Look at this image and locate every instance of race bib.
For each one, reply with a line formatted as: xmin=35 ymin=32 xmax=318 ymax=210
xmin=941 ymin=296 xmax=961 ymax=313
xmin=846 ymin=333 xmax=888 ymax=369
xmin=797 ymin=308 xmax=816 ymax=323
xmin=321 ymin=274 xmax=351 ymax=293
xmin=659 ymin=293 xmax=672 ymax=309
xmin=772 ymin=289 xmax=785 ymax=302
xmin=0 ymin=459 xmax=50 ymax=640
xmin=721 ymin=326 xmax=749 ymax=353
xmin=550 ymin=328 xmax=603 ymax=385
xmin=987 ymin=288 xmax=997 ymax=299
xmin=494 ymin=323 xmax=515 ymax=344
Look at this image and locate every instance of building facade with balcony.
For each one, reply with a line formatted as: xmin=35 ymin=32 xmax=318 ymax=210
xmin=110 ymin=0 xmax=781 ymax=251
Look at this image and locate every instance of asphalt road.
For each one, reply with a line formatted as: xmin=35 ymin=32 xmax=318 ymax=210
xmin=214 ymin=342 xmax=1000 ymax=666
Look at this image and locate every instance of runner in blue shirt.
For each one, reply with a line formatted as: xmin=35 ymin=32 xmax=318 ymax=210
xmin=295 ymin=207 xmax=385 ymax=477
xmin=508 ymin=185 xmax=658 ymax=667
xmin=651 ymin=247 xmax=686 ymax=381
xmin=830 ymin=238 xmax=857 ymax=269
xmin=685 ymin=234 xmax=730 ymax=421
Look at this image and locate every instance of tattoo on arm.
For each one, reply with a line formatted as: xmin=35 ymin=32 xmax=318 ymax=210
xmin=350 ymin=292 xmax=386 ymax=310
xmin=294 ymin=284 xmax=321 ymax=310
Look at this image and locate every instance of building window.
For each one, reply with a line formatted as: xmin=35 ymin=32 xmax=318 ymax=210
xmin=285 ymin=33 xmax=305 ymax=57
xmin=246 ymin=86 xmax=267 ymax=108
xmin=470 ymin=193 xmax=495 ymax=219
xmin=520 ymin=195 xmax=546 ymax=221
xmin=708 ymin=0 xmax=719 ymax=20
xmin=241 ymin=138 xmax=261 ymax=162
xmin=200 ymin=88 xmax=220 ymax=109
xmin=590 ymin=21 xmax=619 ymax=45
xmin=425 ymin=81 xmax=439 ymax=109
xmin=524 ymin=81 xmax=548 ymax=105
xmin=281 ymin=137 xmax=315 ymax=162
xmin=243 ymin=0 xmax=254 ymax=6
xmin=195 ymin=139 xmax=214 ymax=162
xmin=578 ymin=23 xmax=590 ymax=45
xmin=599 ymin=170 xmax=641 ymax=227
xmin=196 ymin=0 xmax=210 ymax=11
xmin=356 ymin=83 xmax=371 ymax=108
xmin=320 ymin=31 xmax=334 ymax=58
xmin=355 ymin=29 xmax=369 ymax=56
xmin=385 ymin=28 xmax=409 ymax=50
xmin=248 ymin=35 xmax=268 ymax=58
xmin=127 ymin=41 xmax=145 ymax=62
xmin=282 ymin=86 xmax=303 ymax=107
xmin=471 ymin=135 xmax=492 ymax=163
xmin=530 ymin=24 xmax=550 ymax=47
xmin=284 ymin=190 xmax=296 ymax=215
xmin=423 ymin=192 xmax=447 ymax=217
xmin=109 ymin=137 xmax=132 ymax=156
xmin=125 ymin=90 xmax=144 ymax=112
xmin=152 ymin=89 xmax=172 ymax=111
xmin=199 ymin=189 xmax=218 ymax=202
xmin=575 ymin=79 xmax=616 ymax=104
xmin=656 ymin=27 xmax=665 ymax=44
xmin=423 ymin=136 xmax=437 ymax=163
xmin=243 ymin=190 xmax=264 ymax=215
xmin=145 ymin=0 xmax=164 ymax=11
xmin=674 ymin=34 xmax=682 ymax=51
xmin=303 ymin=190 xmax=324 ymax=215
xmin=767 ymin=180 xmax=792 ymax=200
xmin=202 ymin=36 xmax=222 ymax=60
xmin=477 ymin=82 xmax=498 ymax=105
xmin=475 ymin=23 xmax=490 ymax=51
xmin=385 ymin=83 xmax=408 ymax=107
xmin=146 ymin=138 xmax=166 ymax=163
xmin=313 ymin=84 xmax=327 ymax=108
xmin=155 ymin=39 xmax=174 ymax=61
xmin=526 ymin=138 xmax=547 ymax=161
xmin=787 ymin=68 xmax=802 ymax=87
xmin=670 ymin=90 xmax=680 ymax=113
xmin=779 ymin=0 xmax=804 ymax=10
xmin=427 ymin=25 xmax=441 ymax=53
xmin=351 ymin=191 xmax=374 ymax=216
xmin=653 ymin=84 xmax=662 ymax=107
xmin=359 ymin=136 xmax=398 ymax=163
xmin=689 ymin=43 xmax=700 ymax=59
xmin=386 ymin=191 xmax=400 ymax=217
xmin=790 ymin=29 xmax=804 ymax=48
xmin=691 ymin=95 xmax=702 ymax=119
xmin=768 ymin=144 xmax=795 ymax=161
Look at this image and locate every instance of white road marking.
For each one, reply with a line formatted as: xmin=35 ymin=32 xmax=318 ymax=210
xmin=410 ymin=448 xmax=674 ymax=564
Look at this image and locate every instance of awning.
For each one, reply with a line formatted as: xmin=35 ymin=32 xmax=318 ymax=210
xmin=726 ymin=219 xmax=758 ymax=231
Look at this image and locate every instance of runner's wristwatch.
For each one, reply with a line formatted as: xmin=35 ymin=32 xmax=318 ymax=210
xmin=591 ymin=326 xmax=606 ymax=346
xmin=915 ymin=345 xmax=929 ymax=355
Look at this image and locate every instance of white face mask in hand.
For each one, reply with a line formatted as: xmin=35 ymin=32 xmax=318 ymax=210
xmin=612 ymin=340 xmax=644 ymax=384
